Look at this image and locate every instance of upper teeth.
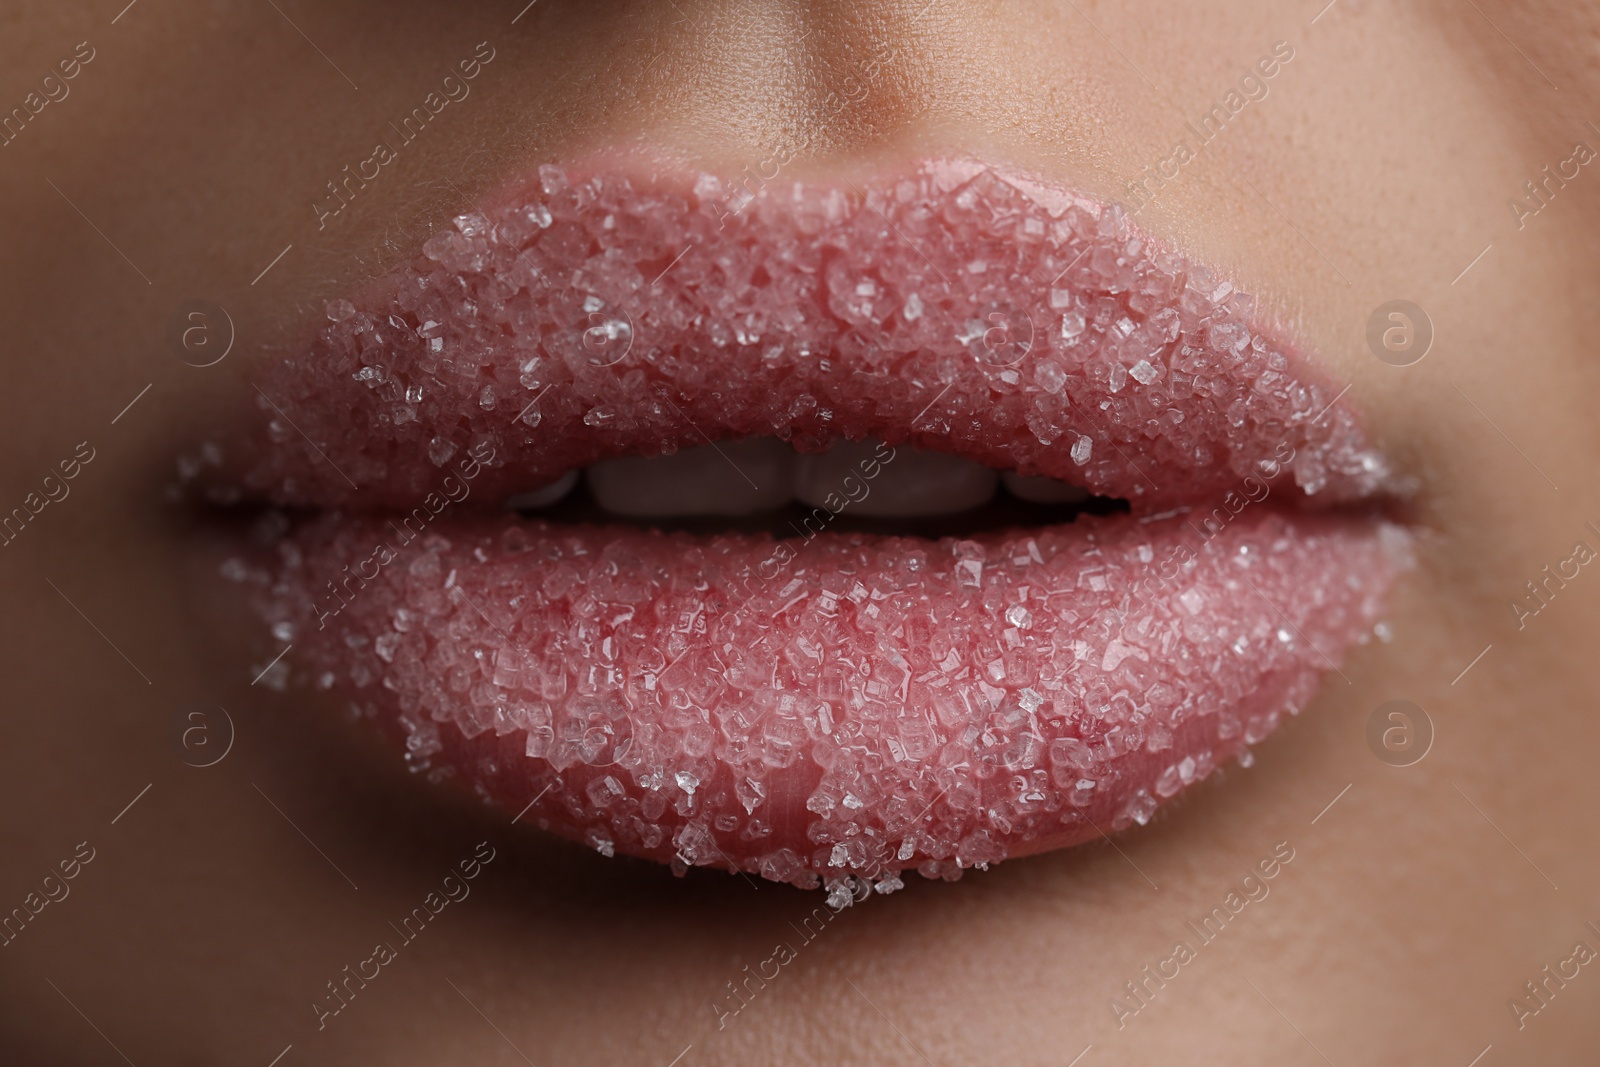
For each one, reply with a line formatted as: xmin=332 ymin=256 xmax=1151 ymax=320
xmin=587 ymin=438 xmax=794 ymax=517
xmin=792 ymin=439 xmax=997 ymax=517
xmin=504 ymin=470 xmax=580 ymax=511
xmin=1000 ymin=471 xmax=1090 ymax=505
xmin=507 ymin=437 xmax=1091 ymax=519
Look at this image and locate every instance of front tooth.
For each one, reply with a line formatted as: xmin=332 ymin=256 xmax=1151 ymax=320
xmin=794 ymin=439 xmax=998 ymax=517
xmin=1002 ymin=471 xmax=1091 ymax=505
xmin=506 ymin=470 xmax=579 ymax=510
xmin=587 ymin=438 xmax=795 ymax=517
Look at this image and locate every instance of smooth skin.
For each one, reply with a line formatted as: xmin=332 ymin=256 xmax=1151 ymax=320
xmin=1 ymin=1 xmax=1597 ymax=1063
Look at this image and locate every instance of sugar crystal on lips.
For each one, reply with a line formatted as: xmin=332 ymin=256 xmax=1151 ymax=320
xmin=230 ymin=159 xmax=1410 ymax=890
xmin=242 ymin=160 xmax=1394 ymax=511
xmin=237 ymin=508 xmax=1405 ymax=889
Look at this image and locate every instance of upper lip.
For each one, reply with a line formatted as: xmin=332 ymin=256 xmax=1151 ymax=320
xmin=229 ymin=157 xmax=1393 ymax=517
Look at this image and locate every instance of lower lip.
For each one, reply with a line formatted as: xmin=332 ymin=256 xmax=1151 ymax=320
xmin=234 ymin=502 xmax=1406 ymax=890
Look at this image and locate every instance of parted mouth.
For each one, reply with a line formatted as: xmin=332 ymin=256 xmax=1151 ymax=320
xmin=209 ymin=157 xmax=1409 ymax=893
xmin=503 ymin=436 xmax=1127 ymax=539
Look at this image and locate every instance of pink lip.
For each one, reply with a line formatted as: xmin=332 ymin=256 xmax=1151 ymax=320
xmin=217 ymin=157 xmax=1409 ymax=892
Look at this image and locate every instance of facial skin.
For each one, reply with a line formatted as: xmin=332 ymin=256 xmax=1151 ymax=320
xmin=1 ymin=1 xmax=1598 ymax=1063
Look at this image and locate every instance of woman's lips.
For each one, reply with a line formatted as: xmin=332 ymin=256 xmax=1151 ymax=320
xmin=216 ymin=157 xmax=1410 ymax=890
